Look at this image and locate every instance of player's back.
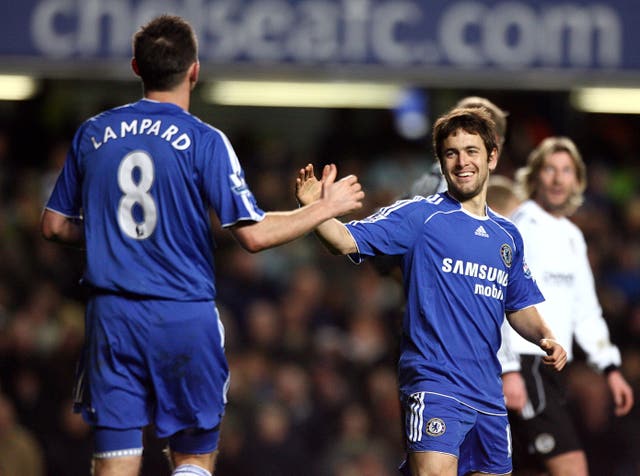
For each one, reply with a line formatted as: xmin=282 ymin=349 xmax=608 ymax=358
xmin=67 ymin=99 xmax=248 ymax=300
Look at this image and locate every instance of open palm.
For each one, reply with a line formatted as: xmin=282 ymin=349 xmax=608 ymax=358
xmin=295 ymin=163 xmax=322 ymax=206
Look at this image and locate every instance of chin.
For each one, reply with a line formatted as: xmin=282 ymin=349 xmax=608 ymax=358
xmin=545 ymin=201 xmax=569 ymax=214
xmin=450 ymin=188 xmax=478 ymax=201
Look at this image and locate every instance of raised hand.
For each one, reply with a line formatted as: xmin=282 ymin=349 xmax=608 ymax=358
xmin=296 ymin=163 xmax=322 ymax=206
xmin=318 ymin=163 xmax=364 ymax=217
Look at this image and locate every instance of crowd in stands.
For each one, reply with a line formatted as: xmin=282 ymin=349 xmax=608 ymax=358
xmin=0 ymin=89 xmax=638 ymax=476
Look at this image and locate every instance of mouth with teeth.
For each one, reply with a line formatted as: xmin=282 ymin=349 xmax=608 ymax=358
xmin=454 ymin=170 xmax=475 ymax=182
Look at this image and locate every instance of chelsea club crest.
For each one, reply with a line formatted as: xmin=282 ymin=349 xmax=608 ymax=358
xmin=426 ymin=418 xmax=446 ymax=436
xmin=500 ymin=244 xmax=513 ymax=268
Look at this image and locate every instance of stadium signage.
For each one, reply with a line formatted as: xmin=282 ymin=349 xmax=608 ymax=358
xmin=2 ymin=0 xmax=637 ymax=79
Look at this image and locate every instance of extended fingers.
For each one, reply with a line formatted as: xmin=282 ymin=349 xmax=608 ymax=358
xmin=338 ymin=175 xmax=364 ymax=196
xmin=340 ymin=175 xmax=364 ymax=196
xmin=297 ymin=167 xmax=307 ymax=184
xmin=304 ymin=163 xmax=315 ymax=180
xmin=297 ymin=164 xmax=313 ymax=180
xmin=321 ymin=163 xmax=337 ymax=184
xmin=338 ymin=173 xmax=358 ymax=184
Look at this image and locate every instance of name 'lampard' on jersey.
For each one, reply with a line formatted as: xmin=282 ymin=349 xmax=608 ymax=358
xmin=441 ymin=258 xmax=509 ymax=286
xmin=90 ymin=118 xmax=191 ymax=151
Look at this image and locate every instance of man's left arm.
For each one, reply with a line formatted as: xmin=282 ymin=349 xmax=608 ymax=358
xmin=571 ymin=234 xmax=634 ymax=415
xmin=506 ymin=306 xmax=567 ymax=371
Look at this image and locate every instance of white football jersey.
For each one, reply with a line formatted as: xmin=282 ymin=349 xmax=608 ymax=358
xmin=500 ymin=200 xmax=621 ymax=371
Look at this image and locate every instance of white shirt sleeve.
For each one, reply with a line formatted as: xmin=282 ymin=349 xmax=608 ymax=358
xmin=571 ymin=231 xmax=622 ymax=371
xmin=498 ymin=318 xmax=521 ymax=373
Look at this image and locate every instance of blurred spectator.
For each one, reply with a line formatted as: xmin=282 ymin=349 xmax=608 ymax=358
xmin=245 ymin=299 xmax=283 ymax=354
xmin=321 ymin=402 xmax=396 ymax=476
xmin=243 ymin=401 xmax=311 ymax=476
xmin=486 ymin=175 xmax=521 ymax=217
xmin=0 ymin=392 xmax=45 ymax=476
xmin=215 ymin=408 xmax=249 ymax=476
xmin=42 ymin=398 xmax=92 ymax=476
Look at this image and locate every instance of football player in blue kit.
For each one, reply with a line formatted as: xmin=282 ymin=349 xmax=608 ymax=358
xmin=40 ymin=14 xmax=364 ymax=476
xmin=296 ymin=107 xmax=567 ymax=476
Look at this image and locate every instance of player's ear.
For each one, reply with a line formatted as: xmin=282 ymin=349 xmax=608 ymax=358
xmin=188 ymin=61 xmax=199 ymax=89
xmin=131 ymin=58 xmax=140 ymax=77
xmin=488 ymin=147 xmax=499 ymax=172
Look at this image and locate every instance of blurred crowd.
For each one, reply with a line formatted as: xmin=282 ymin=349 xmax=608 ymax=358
xmin=0 ymin=91 xmax=639 ymax=476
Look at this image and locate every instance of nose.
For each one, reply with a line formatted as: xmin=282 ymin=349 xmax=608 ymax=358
xmin=455 ymin=151 xmax=470 ymax=167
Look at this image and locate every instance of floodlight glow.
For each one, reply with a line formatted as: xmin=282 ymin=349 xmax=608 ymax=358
xmin=203 ymin=80 xmax=403 ymax=109
xmin=0 ymin=75 xmax=38 ymax=100
xmin=570 ymin=87 xmax=640 ymax=114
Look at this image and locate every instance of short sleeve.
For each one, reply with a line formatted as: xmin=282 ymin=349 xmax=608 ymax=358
xmin=197 ymin=129 xmax=265 ymax=226
xmin=345 ymin=199 xmax=425 ymax=260
xmin=45 ymin=129 xmax=83 ymax=218
xmin=504 ymin=229 xmax=545 ymax=311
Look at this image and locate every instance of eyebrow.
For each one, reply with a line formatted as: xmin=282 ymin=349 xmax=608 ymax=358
xmin=445 ymin=145 xmax=480 ymax=153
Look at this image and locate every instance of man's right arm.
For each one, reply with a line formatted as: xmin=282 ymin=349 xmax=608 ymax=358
xmin=230 ymin=206 xmax=357 ymax=254
xmin=231 ymin=164 xmax=362 ymax=253
xmin=292 ymin=163 xmax=358 ymax=255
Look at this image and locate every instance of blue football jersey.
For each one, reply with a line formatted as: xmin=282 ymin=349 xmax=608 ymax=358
xmin=46 ymin=99 xmax=265 ymax=300
xmin=345 ymin=192 xmax=543 ymax=414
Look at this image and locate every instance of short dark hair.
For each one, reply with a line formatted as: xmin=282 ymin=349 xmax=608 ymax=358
xmin=133 ymin=15 xmax=198 ymax=92
xmin=432 ymin=107 xmax=498 ymax=164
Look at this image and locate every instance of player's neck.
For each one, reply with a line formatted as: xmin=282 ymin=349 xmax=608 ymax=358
xmin=533 ymin=197 xmax=566 ymax=219
xmin=144 ymin=85 xmax=191 ymax=111
xmin=460 ymin=198 xmax=487 ymax=217
xmin=448 ymin=190 xmax=488 ymax=217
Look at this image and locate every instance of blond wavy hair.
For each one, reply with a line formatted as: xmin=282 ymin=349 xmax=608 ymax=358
xmin=515 ymin=136 xmax=587 ymax=216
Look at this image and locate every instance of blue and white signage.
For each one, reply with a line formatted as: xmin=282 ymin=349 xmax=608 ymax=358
xmin=2 ymin=0 xmax=639 ymax=81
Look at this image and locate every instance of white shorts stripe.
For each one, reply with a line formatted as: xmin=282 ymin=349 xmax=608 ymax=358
xmin=408 ymin=392 xmax=425 ymax=442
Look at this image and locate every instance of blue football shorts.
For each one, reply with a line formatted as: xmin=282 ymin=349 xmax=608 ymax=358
xmin=74 ymin=294 xmax=229 ymax=450
xmin=400 ymin=391 xmax=512 ymax=475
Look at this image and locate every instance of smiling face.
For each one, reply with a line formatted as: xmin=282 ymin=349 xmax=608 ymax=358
xmin=534 ymin=150 xmax=578 ymax=216
xmin=441 ymin=128 xmax=498 ymax=204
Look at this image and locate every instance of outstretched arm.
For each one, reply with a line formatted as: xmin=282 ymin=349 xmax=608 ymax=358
xmin=507 ymin=306 xmax=567 ymax=371
xmin=295 ymin=163 xmax=360 ymax=255
xmin=231 ymin=163 xmax=363 ymax=253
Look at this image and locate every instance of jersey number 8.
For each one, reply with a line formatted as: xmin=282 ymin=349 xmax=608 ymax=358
xmin=117 ymin=150 xmax=157 ymax=240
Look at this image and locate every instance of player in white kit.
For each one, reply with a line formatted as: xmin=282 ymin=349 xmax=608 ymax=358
xmin=499 ymin=136 xmax=634 ymax=475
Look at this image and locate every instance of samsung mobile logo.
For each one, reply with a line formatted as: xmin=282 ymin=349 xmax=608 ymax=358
xmin=441 ymin=258 xmax=508 ymax=286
